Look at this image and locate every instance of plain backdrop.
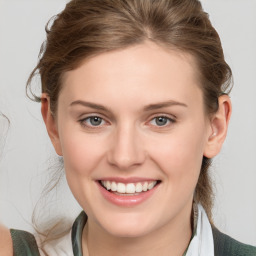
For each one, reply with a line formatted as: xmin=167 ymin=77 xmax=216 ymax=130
xmin=0 ymin=0 xmax=255 ymax=246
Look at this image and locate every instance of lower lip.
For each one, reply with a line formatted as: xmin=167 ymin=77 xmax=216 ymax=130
xmin=97 ymin=182 xmax=159 ymax=207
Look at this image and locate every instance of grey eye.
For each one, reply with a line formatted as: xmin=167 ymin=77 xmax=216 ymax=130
xmin=154 ymin=116 xmax=169 ymax=126
xmin=88 ymin=116 xmax=103 ymax=126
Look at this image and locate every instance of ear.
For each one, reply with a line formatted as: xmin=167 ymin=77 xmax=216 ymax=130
xmin=204 ymin=95 xmax=232 ymax=158
xmin=41 ymin=93 xmax=63 ymax=156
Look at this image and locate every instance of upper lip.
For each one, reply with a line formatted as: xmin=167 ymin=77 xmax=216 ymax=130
xmin=98 ymin=177 xmax=160 ymax=184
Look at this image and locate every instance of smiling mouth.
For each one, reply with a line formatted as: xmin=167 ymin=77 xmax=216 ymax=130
xmin=99 ymin=180 xmax=161 ymax=195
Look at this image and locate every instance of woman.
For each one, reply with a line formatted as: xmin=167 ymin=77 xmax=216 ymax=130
xmin=13 ymin=0 xmax=256 ymax=255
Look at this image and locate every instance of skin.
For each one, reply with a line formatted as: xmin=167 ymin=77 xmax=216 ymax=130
xmin=0 ymin=224 xmax=13 ymax=256
xmin=42 ymin=41 xmax=231 ymax=256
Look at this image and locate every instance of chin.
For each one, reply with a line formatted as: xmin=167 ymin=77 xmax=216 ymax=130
xmin=95 ymin=211 xmax=158 ymax=238
xmin=104 ymin=223 xmax=153 ymax=238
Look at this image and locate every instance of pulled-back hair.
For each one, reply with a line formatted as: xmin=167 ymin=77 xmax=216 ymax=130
xmin=27 ymin=0 xmax=232 ymax=223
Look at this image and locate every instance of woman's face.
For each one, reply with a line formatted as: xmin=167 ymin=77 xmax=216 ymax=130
xmin=50 ymin=42 xmax=214 ymax=237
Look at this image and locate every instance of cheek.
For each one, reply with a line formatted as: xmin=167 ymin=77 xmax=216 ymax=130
xmin=58 ymin=130 xmax=107 ymax=211
xmin=148 ymin=125 xmax=207 ymax=186
xmin=58 ymin=127 xmax=108 ymax=188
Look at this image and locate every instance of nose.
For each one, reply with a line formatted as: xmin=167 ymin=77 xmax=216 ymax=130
xmin=107 ymin=123 xmax=146 ymax=170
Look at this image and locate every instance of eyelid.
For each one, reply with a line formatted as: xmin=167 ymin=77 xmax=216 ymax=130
xmin=78 ymin=112 xmax=176 ymax=129
xmin=148 ymin=113 xmax=176 ymax=121
xmin=147 ymin=114 xmax=177 ymax=127
xmin=79 ymin=114 xmax=110 ymax=128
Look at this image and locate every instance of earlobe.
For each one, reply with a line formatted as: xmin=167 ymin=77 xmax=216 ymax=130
xmin=41 ymin=93 xmax=63 ymax=156
xmin=204 ymin=95 xmax=232 ymax=158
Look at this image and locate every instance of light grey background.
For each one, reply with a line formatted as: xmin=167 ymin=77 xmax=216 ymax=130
xmin=0 ymin=0 xmax=255 ymax=245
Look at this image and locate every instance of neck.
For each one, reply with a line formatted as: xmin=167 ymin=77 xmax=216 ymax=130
xmin=82 ymin=203 xmax=193 ymax=256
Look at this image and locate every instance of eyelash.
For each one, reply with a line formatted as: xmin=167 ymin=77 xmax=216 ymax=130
xmin=79 ymin=115 xmax=107 ymax=128
xmin=79 ymin=114 xmax=176 ymax=129
xmin=148 ymin=115 xmax=176 ymax=128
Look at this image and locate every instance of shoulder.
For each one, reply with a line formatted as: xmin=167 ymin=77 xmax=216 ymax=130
xmin=0 ymin=224 xmax=13 ymax=256
xmin=212 ymin=226 xmax=256 ymax=256
xmin=39 ymin=229 xmax=73 ymax=256
xmin=10 ymin=228 xmax=40 ymax=256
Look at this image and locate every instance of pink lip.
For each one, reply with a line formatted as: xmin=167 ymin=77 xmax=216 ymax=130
xmin=96 ymin=180 xmax=160 ymax=207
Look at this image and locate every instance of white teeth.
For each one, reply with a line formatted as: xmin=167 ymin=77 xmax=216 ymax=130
xmin=106 ymin=181 xmax=111 ymax=190
xmin=117 ymin=183 xmax=126 ymax=193
xmin=148 ymin=181 xmax=157 ymax=190
xmin=111 ymin=181 xmax=117 ymax=192
xmin=126 ymin=183 xmax=136 ymax=193
xmin=135 ymin=183 xmax=143 ymax=193
xmin=142 ymin=182 xmax=148 ymax=192
xmin=101 ymin=180 xmax=158 ymax=194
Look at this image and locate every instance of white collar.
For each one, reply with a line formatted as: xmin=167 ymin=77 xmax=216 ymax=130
xmin=38 ymin=204 xmax=214 ymax=256
xmin=185 ymin=204 xmax=214 ymax=256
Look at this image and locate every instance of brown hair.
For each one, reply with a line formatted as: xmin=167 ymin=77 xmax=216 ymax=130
xmin=27 ymin=0 xmax=232 ymax=223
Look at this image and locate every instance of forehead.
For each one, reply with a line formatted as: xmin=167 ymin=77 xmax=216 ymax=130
xmin=60 ymin=42 xmax=203 ymax=111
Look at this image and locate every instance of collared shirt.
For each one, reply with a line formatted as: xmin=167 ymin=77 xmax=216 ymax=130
xmin=11 ymin=204 xmax=216 ymax=256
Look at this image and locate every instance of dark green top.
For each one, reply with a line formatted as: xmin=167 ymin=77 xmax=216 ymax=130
xmin=72 ymin=212 xmax=87 ymax=256
xmin=212 ymin=227 xmax=256 ymax=256
xmin=10 ymin=212 xmax=256 ymax=256
xmin=10 ymin=229 xmax=40 ymax=256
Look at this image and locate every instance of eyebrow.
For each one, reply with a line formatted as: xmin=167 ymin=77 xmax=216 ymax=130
xmin=70 ymin=99 xmax=188 ymax=112
xmin=70 ymin=100 xmax=111 ymax=112
xmin=143 ymin=100 xmax=188 ymax=111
